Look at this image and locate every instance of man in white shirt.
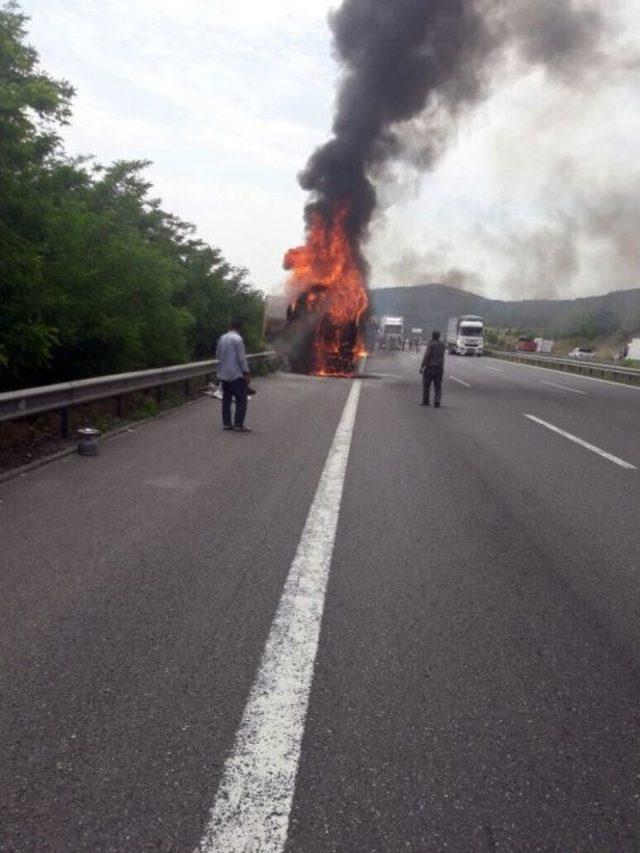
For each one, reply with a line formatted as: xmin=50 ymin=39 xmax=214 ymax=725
xmin=215 ymin=319 xmax=251 ymax=432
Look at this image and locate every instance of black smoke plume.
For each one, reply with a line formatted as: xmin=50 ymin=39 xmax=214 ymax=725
xmin=298 ymin=0 xmax=606 ymax=255
xmin=299 ymin=0 xmax=495 ymax=250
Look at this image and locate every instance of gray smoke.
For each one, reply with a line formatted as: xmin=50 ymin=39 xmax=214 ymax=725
xmin=583 ymin=186 xmax=640 ymax=281
xmin=494 ymin=181 xmax=640 ymax=299
xmin=299 ymin=0 xmax=497 ymax=254
xmin=297 ymin=0 xmax=607 ymax=265
xmin=489 ymin=0 xmax=606 ymax=81
xmin=385 ymin=247 xmax=483 ymax=292
xmin=486 ymin=219 xmax=581 ymax=299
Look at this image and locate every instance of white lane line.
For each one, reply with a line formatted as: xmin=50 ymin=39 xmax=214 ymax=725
xmin=525 ymin=414 xmax=636 ymax=470
xmin=450 ymin=376 xmax=471 ymax=388
xmin=197 ymin=381 xmax=362 ymax=853
xmin=541 ymin=380 xmax=586 ymax=395
xmin=485 ymin=365 xmax=503 ymax=373
xmin=493 ymin=358 xmax=640 ymax=391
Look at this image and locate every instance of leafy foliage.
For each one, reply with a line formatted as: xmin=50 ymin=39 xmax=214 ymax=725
xmin=0 ymin=3 xmax=264 ymax=391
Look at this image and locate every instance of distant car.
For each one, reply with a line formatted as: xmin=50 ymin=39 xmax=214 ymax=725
xmin=569 ymin=347 xmax=596 ymax=360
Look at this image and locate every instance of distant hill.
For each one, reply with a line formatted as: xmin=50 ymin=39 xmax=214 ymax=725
xmin=369 ymin=284 xmax=640 ymax=339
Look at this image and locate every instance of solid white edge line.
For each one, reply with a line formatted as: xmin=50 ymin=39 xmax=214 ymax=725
xmin=491 ymin=358 xmax=640 ymax=391
xmin=197 ymin=381 xmax=362 ymax=853
xmin=485 ymin=365 xmax=503 ymax=372
xmin=450 ymin=376 xmax=471 ymax=388
xmin=525 ymin=414 xmax=636 ymax=470
xmin=541 ymin=381 xmax=586 ymax=395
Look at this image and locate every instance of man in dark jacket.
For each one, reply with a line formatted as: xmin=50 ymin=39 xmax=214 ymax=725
xmin=420 ymin=330 xmax=446 ymax=407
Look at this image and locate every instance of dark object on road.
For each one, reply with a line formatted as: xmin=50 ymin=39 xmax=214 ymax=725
xmin=421 ymin=331 xmax=446 ymax=407
xmin=76 ymin=427 xmax=100 ymax=456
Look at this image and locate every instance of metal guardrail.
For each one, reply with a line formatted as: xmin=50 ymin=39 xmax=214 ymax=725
xmin=0 ymin=352 xmax=277 ymax=433
xmin=486 ymin=350 xmax=640 ymax=385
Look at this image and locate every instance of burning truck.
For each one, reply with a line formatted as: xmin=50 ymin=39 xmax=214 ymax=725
xmin=283 ymin=286 xmax=362 ymax=375
xmin=282 ymin=202 xmax=369 ymax=376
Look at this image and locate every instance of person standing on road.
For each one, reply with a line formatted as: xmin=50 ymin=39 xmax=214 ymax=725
xmin=215 ymin=319 xmax=251 ymax=432
xmin=420 ymin=330 xmax=446 ymax=408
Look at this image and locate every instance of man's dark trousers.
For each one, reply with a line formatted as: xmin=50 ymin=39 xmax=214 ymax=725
xmin=423 ymin=367 xmax=443 ymax=406
xmin=221 ymin=378 xmax=248 ymax=428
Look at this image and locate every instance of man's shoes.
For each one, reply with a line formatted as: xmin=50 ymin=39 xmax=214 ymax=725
xmin=222 ymin=425 xmax=233 ymax=431
xmin=421 ymin=402 xmax=429 ymax=406
xmin=234 ymin=425 xmax=252 ymax=432
xmin=434 ymin=402 xmax=441 ymax=408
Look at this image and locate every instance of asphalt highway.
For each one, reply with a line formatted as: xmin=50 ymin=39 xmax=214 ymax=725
xmin=2 ymin=351 xmax=640 ymax=851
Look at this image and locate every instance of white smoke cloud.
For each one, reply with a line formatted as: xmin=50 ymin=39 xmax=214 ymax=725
xmin=369 ymin=1 xmax=640 ymax=299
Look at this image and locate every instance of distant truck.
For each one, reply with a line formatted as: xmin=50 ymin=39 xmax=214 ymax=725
xmin=516 ymin=336 xmax=537 ymax=353
xmin=380 ymin=316 xmax=404 ymax=350
xmin=534 ymin=338 xmax=554 ymax=354
xmin=446 ymin=315 xmax=484 ymax=356
xmin=627 ymin=338 xmax=640 ymax=361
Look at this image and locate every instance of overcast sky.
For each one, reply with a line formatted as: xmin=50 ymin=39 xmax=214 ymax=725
xmin=22 ymin=0 xmax=640 ymax=300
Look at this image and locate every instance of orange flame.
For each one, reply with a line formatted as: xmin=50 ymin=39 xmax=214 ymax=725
xmin=284 ymin=201 xmax=369 ymax=375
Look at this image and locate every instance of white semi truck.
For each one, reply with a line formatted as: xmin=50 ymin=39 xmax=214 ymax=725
xmin=380 ymin=316 xmax=405 ymax=350
xmin=534 ymin=338 xmax=554 ymax=354
xmin=627 ymin=338 xmax=640 ymax=361
xmin=446 ymin=315 xmax=484 ymax=356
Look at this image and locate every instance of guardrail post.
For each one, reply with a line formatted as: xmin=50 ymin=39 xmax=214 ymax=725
xmin=60 ymin=407 xmax=69 ymax=439
xmin=115 ymin=395 xmax=124 ymax=418
xmin=184 ymin=379 xmax=190 ymax=397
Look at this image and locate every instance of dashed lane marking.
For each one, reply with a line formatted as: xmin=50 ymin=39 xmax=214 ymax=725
xmin=541 ymin=381 xmax=586 ymax=395
xmin=525 ymin=414 xmax=636 ymax=470
xmin=197 ymin=381 xmax=362 ymax=853
xmin=450 ymin=376 xmax=471 ymax=388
